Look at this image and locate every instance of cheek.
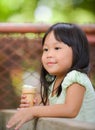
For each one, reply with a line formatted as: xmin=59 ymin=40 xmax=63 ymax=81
xmin=41 ymin=55 xmax=47 ymax=71
xmin=41 ymin=55 xmax=45 ymax=65
xmin=66 ymin=50 xmax=73 ymax=67
xmin=61 ymin=49 xmax=73 ymax=67
xmin=69 ymin=49 xmax=73 ymax=63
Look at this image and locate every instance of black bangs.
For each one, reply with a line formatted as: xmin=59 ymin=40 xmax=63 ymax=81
xmin=53 ymin=23 xmax=76 ymax=47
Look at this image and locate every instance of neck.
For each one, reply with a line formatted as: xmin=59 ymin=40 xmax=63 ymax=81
xmin=52 ymin=75 xmax=64 ymax=96
xmin=56 ymin=74 xmax=66 ymax=81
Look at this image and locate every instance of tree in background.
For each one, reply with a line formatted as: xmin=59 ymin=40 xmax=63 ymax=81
xmin=0 ymin=0 xmax=95 ymax=24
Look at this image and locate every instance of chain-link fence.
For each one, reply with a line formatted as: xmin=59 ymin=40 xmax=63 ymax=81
xmin=0 ymin=34 xmax=42 ymax=109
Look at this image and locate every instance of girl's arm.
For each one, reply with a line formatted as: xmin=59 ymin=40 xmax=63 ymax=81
xmin=6 ymin=83 xmax=85 ymax=130
xmin=32 ymin=83 xmax=85 ymax=118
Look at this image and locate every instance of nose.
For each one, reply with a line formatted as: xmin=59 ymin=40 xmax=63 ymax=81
xmin=47 ymin=50 xmax=54 ymax=58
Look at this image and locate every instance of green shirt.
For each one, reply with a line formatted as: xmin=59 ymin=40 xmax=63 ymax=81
xmin=48 ymin=70 xmax=95 ymax=122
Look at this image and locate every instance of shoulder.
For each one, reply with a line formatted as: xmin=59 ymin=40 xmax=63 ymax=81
xmin=62 ymin=70 xmax=93 ymax=90
xmin=65 ymin=70 xmax=88 ymax=82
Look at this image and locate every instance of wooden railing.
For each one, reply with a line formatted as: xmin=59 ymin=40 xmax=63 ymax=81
xmin=0 ymin=23 xmax=95 ymax=45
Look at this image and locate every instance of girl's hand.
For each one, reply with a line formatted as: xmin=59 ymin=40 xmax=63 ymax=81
xmin=19 ymin=94 xmax=30 ymax=108
xmin=6 ymin=108 xmax=33 ymax=130
xmin=19 ymin=94 xmax=40 ymax=108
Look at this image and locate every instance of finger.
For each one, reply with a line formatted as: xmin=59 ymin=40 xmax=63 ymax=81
xmin=33 ymin=99 xmax=37 ymax=104
xmin=33 ymin=99 xmax=38 ymax=105
xmin=6 ymin=109 xmax=24 ymax=128
xmin=17 ymin=108 xmax=22 ymax=111
xmin=6 ymin=116 xmax=19 ymax=129
xmin=14 ymin=120 xmax=25 ymax=130
xmin=20 ymin=103 xmax=30 ymax=108
xmin=20 ymin=99 xmax=28 ymax=104
xmin=21 ymin=94 xmax=26 ymax=98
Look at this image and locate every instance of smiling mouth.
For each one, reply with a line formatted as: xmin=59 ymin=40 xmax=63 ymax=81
xmin=47 ymin=62 xmax=56 ymax=65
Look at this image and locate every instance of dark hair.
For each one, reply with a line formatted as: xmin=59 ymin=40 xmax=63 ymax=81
xmin=40 ymin=23 xmax=90 ymax=105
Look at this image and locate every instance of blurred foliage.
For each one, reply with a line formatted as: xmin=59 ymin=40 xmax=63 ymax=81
xmin=0 ymin=0 xmax=38 ymax=22
xmin=0 ymin=0 xmax=95 ymax=24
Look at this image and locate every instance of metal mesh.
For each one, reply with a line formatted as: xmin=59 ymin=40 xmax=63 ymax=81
xmin=0 ymin=35 xmax=42 ymax=108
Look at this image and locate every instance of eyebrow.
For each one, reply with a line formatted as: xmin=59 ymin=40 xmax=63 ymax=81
xmin=44 ymin=42 xmax=62 ymax=46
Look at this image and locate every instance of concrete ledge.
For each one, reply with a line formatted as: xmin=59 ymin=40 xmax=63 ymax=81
xmin=0 ymin=109 xmax=95 ymax=130
xmin=37 ymin=118 xmax=95 ymax=130
xmin=0 ymin=109 xmax=37 ymax=130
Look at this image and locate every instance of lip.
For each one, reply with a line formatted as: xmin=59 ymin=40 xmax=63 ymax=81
xmin=47 ymin=62 xmax=56 ymax=65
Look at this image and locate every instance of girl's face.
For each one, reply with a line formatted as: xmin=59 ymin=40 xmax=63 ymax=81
xmin=42 ymin=31 xmax=73 ymax=77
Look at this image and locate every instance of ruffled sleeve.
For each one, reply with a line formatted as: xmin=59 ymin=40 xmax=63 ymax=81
xmin=62 ymin=70 xmax=93 ymax=92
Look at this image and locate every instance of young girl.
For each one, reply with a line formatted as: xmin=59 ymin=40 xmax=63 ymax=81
xmin=7 ymin=23 xmax=95 ymax=130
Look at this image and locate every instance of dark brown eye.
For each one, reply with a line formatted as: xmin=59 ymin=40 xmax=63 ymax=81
xmin=43 ymin=48 xmax=48 ymax=52
xmin=55 ymin=47 xmax=61 ymax=50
